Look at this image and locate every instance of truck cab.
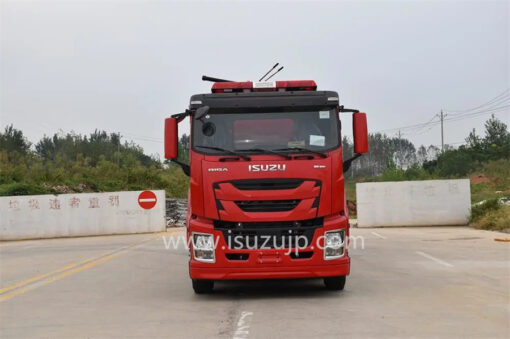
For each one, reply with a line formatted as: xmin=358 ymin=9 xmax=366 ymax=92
xmin=165 ymin=79 xmax=368 ymax=293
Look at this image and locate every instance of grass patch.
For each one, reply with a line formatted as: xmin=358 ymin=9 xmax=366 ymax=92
xmin=471 ymin=205 xmax=510 ymax=232
xmin=0 ymin=182 xmax=50 ymax=196
xmin=471 ymin=198 xmax=500 ymax=221
xmin=481 ymin=158 xmax=510 ymax=189
xmin=470 ymin=182 xmax=499 ymax=204
xmin=470 ymin=159 xmax=510 ymax=204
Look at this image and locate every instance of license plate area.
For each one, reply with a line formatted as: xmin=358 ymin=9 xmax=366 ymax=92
xmin=257 ymin=252 xmax=281 ymax=264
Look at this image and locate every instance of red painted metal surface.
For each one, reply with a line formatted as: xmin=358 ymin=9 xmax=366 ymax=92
xmin=173 ymin=81 xmax=367 ymax=282
xmin=353 ymin=112 xmax=369 ymax=154
xmin=185 ymin=147 xmax=349 ymax=280
xmin=188 ymin=213 xmax=350 ymax=280
xmin=164 ymin=118 xmax=178 ymax=159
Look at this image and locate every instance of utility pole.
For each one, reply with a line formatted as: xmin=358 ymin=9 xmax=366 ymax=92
xmin=397 ymin=130 xmax=402 ymax=168
xmin=440 ymin=109 xmax=444 ymax=152
xmin=439 ymin=109 xmax=448 ymax=153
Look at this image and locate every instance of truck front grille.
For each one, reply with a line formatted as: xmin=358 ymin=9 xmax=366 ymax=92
xmin=214 ymin=218 xmax=322 ymax=249
xmin=231 ymin=179 xmax=304 ymax=190
xmin=235 ymin=200 xmax=300 ymax=212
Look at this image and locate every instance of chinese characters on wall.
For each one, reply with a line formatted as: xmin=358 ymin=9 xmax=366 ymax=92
xmin=7 ymin=195 xmax=121 ymax=211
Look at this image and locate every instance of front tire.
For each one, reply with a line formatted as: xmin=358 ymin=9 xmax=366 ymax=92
xmin=324 ymin=276 xmax=346 ymax=291
xmin=192 ymin=279 xmax=214 ymax=294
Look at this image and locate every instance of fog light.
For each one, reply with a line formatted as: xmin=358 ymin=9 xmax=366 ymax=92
xmin=324 ymin=230 xmax=345 ymax=260
xmin=193 ymin=233 xmax=215 ymax=263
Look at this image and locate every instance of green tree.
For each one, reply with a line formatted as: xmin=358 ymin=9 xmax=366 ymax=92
xmin=465 ymin=128 xmax=482 ymax=149
xmin=178 ymin=134 xmax=190 ymax=162
xmin=484 ymin=114 xmax=508 ymax=147
xmin=0 ymin=125 xmax=31 ymax=154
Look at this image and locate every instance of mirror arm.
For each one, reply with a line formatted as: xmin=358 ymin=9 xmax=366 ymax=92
xmin=343 ymin=153 xmax=363 ymax=173
xmin=171 ymin=109 xmax=192 ymax=123
xmin=338 ymin=105 xmax=359 ymax=114
xmin=171 ymin=159 xmax=190 ymax=176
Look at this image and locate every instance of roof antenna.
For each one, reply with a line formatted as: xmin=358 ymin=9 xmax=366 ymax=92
xmin=265 ymin=66 xmax=284 ymax=81
xmin=258 ymin=63 xmax=279 ymax=82
xmin=202 ymin=75 xmax=233 ymax=83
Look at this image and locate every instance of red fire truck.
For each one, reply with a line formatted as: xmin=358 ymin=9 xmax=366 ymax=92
xmin=165 ymin=75 xmax=368 ymax=293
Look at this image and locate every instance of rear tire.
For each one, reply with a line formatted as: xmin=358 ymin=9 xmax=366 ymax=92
xmin=192 ymin=279 xmax=214 ymax=294
xmin=324 ymin=276 xmax=346 ymax=291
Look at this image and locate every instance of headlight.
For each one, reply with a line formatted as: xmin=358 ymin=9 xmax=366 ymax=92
xmin=324 ymin=229 xmax=345 ymax=260
xmin=193 ymin=233 xmax=215 ymax=263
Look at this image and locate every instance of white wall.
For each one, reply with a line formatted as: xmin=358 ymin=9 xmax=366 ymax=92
xmin=0 ymin=190 xmax=166 ymax=240
xmin=356 ymin=179 xmax=471 ymax=227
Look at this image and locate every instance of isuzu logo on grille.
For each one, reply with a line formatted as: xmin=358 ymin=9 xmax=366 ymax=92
xmin=248 ymin=164 xmax=286 ymax=172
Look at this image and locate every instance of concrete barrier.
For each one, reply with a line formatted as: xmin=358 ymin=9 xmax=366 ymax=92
xmin=0 ymin=190 xmax=166 ymax=240
xmin=356 ymin=179 xmax=471 ymax=227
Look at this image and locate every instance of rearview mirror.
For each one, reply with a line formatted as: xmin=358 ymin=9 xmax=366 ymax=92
xmin=195 ymin=105 xmax=210 ymax=120
xmin=164 ymin=118 xmax=178 ymax=159
xmin=353 ymin=112 xmax=368 ymax=154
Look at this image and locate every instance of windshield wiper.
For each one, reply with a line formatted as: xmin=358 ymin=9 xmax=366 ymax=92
xmin=236 ymin=148 xmax=292 ymax=159
xmin=273 ymin=147 xmax=328 ymax=158
xmin=194 ymin=145 xmax=251 ymax=160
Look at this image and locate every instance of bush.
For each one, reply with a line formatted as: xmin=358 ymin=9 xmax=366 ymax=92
xmin=481 ymin=159 xmax=510 ymax=189
xmin=0 ymin=182 xmax=49 ymax=196
xmin=471 ymin=205 xmax=510 ymax=231
xmin=435 ymin=150 xmax=475 ymax=177
xmin=380 ymin=164 xmax=432 ymax=182
xmin=380 ymin=167 xmax=406 ymax=181
xmin=471 ymin=198 xmax=500 ymax=221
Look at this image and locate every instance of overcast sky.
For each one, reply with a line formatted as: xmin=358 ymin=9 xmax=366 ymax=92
xmin=1 ymin=0 xmax=509 ymax=158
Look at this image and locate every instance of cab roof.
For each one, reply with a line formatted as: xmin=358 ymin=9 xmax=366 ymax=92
xmin=189 ymin=90 xmax=339 ymax=110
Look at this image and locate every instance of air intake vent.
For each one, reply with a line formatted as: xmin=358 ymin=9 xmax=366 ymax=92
xmin=235 ymin=200 xmax=299 ymax=212
xmin=231 ymin=179 xmax=304 ymax=191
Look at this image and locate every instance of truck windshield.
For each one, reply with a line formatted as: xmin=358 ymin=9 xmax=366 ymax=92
xmin=192 ymin=108 xmax=340 ymax=155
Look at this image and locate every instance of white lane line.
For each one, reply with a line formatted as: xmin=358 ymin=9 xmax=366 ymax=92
xmin=233 ymin=311 xmax=253 ymax=339
xmin=415 ymin=251 xmax=453 ymax=267
xmin=371 ymin=232 xmax=387 ymax=239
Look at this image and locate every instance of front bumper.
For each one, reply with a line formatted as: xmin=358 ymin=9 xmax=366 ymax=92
xmin=188 ymin=214 xmax=350 ymax=280
xmin=191 ymin=261 xmax=349 ymax=280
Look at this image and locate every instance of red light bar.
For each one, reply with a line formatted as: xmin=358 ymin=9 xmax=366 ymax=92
xmin=212 ymin=81 xmax=252 ymax=93
xmin=211 ymin=80 xmax=317 ymax=93
xmin=275 ymin=80 xmax=317 ymax=91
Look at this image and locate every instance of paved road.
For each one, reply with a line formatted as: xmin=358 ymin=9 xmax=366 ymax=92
xmin=0 ymin=227 xmax=509 ymax=338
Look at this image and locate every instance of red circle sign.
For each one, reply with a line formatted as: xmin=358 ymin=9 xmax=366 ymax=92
xmin=138 ymin=190 xmax=157 ymax=209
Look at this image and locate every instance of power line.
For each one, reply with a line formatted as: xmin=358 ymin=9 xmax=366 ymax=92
xmin=374 ymin=116 xmax=439 ymax=134
xmin=447 ymin=95 xmax=509 ymax=116
xmin=445 ymin=89 xmax=510 ymax=114
xmin=445 ymin=105 xmax=509 ymax=122
xmin=410 ymin=114 xmax=441 ymax=134
xmin=373 ymin=104 xmax=509 ymax=134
